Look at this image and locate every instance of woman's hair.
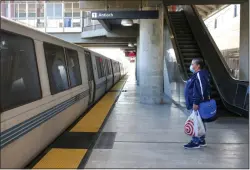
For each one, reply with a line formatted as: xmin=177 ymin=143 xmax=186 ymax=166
xmin=192 ymin=58 xmax=204 ymax=69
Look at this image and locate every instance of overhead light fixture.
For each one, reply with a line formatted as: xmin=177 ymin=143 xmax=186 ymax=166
xmin=134 ymin=43 xmax=137 ymax=46
xmin=128 ymin=43 xmax=134 ymax=47
xmin=121 ymin=19 xmax=133 ymax=26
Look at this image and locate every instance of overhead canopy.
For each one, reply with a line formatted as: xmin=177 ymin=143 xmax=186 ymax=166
xmin=196 ymin=5 xmax=226 ymax=18
xmin=80 ymin=0 xmax=244 ymax=10
xmin=79 ymin=0 xmax=244 ymax=49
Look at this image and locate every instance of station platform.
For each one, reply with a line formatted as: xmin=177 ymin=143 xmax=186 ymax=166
xmin=29 ymin=72 xmax=248 ymax=169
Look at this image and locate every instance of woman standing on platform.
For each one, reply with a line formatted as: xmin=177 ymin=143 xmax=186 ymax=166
xmin=184 ymin=58 xmax=211 ymax=149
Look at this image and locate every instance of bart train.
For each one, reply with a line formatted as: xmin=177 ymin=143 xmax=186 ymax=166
xmin=0 ymin=17 xmax=127 ymax=168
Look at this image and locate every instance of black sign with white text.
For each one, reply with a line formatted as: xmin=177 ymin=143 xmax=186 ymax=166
xmin=91 ymin=10 xmax=159 ymax=20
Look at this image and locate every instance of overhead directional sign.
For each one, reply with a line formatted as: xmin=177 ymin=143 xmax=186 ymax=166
xmin=91 ymin=10 xmax=159 ymax=20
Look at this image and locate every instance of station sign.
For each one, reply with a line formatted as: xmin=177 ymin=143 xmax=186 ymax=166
xmin=91 ymin=10 xmax=159 ymax=20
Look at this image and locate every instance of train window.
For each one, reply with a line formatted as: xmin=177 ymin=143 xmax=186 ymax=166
xmin=43 ymin=43 xmax=69 ymax=95
xmin=108 ymin=60 xmax=111 ymax=75
xmin=107 ymin=60 xmax=111 ymax=75
xmin=84 ymin=51 xmax=94 ymax=81
xmin=65 ymin=48 xmax=82 ymax=87
xmin=113 ymin=62 xmax=115 ymax=73
xmin=103 ymin=59 xmax=107 ymax=76
xmin=108 ymin=60 xmax=111 ymax=74
xmin=109 ymin=61 xmax=112 ymax=74
xmin=103 ymin=59 xmax=108 ymax=76
xmin=113 ymin=62 xmax=116 ymax=73
xmin=95 ymin=56 xmax=104 ymax=78
xmin=106 ymin=60 xmax=110 ymax=75
xmin=100 ymin=58 xmax=105 ymax=76
xmin=0 ymin=30 xmax=42 ymax=112
xmin=114 ymin=62 xmax=118 ymax=73
xmin=95 ymin=56 xmax=101 ymax=78
xmin=116 ymin=62 xmax=119 ymax=73
xmin=114 ymin=62 xmax=117 ymax=73
xmin=118 ymin=63 xmax=121 ymax=72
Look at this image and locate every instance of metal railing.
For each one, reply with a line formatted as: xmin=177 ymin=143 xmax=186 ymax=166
xmin=82 ymin=16 xmax=104 ymax=32
xmin=83 ymin=24 xmax=104 ymax=31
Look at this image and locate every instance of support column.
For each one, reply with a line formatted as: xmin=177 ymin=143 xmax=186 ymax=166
xmin=138 ymin=6 xmax=164 ymax=104
xmin=239 ymin=1 xmax=249 ymax=80
xmin=136 ymin=36 xmax=140 ymax=85
xmin=163 ymin=24 xmax=172 ymax=99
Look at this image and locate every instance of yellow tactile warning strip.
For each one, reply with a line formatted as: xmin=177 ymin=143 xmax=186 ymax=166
xmin=70 ymin=78 xmax=126 ymax=132
xmin=70 ymin=92 xmax=119 ymax=132
xmin=33 ymin=148 xmax=87 ymax=169
xmin=111 ymin=80 xmax=126 ymax=91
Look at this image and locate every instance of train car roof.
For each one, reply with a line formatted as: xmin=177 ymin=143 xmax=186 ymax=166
xmin=1 ymin=17 xmax=120 ymax=62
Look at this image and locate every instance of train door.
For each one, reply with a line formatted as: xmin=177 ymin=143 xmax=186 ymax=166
xmin=100 ymin=57 xmax=107 ymax=92
xmin=104 ymin=59 xmax=108 ymax=92
xmin=110 ymin=59 xmax=114 ymax=85
xmin=84 ymin=51 xmax=95 ymax=105
xmin=118 ymin=63 xmax=121 ymax=79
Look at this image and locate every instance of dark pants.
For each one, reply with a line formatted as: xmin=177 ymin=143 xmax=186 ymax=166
xmin=192 ymin=119 xmax=206 ymax=143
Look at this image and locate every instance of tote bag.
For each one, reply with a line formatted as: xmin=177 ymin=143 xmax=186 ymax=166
xmin=197 ymin=73 xmax=217 ymax=121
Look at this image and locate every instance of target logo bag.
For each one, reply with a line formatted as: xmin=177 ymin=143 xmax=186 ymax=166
xmin=184 ymin=110 xmax=206 ymax=137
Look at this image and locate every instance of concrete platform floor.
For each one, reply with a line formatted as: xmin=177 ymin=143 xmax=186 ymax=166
xmin=84 ymin=72 xmax=249 ymax=169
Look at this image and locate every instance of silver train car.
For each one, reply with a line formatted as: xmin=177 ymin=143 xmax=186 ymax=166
xmin=0 ymin=17 xmax=127 ymax=168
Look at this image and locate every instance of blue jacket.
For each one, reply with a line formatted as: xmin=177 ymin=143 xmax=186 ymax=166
xmin=184 ymin=70 xmax=211 ymax=110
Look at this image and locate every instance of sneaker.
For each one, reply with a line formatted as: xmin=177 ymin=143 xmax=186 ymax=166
xmin=199 ymin=139 xmax=207 ymax=147
xmin=184 ymin=141 xmax=200 ymax=149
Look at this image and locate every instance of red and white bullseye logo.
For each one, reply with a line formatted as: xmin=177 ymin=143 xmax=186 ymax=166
xmin=184 ymin=120 xmax=194 ymax=136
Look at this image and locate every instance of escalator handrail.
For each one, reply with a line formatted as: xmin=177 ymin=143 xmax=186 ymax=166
xmin=188 ymin=5 xmax=249 ymax=88
xmin=162 ymin=3 xmax=188 ymax=81
xmin=183 ymin=5 xmax=249 ymax=114
xmin=189 ymin=5 xmax=249 ymax=85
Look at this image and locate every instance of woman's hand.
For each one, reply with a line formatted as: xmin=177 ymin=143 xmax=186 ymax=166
xmin=193 ymin=104 xmax=199 ymax=111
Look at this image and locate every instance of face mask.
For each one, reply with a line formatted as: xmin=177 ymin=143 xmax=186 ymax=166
xmin=189 ymin=65 xmax=195 ymax=73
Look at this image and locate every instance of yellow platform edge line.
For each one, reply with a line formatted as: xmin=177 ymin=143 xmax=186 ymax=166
xmin=33 ymin=148 xmax=87 ymax=169
xmin=70 ymin=78 xmax=127 ymax=132
xmin=111 ymin=81 xmax=127 ymax=91
xmin=70 ymin=91 xmax=119 ymax=132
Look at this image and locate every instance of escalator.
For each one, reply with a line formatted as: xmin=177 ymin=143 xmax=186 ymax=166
xmin=168 ymin=11 xmax=225 ymax=113
xmin=164 ymin=5 xmax=249 ymax=117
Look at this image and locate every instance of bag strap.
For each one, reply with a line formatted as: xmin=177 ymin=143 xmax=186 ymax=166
xmin=197 ymin=72 xmax=204 ymax=100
